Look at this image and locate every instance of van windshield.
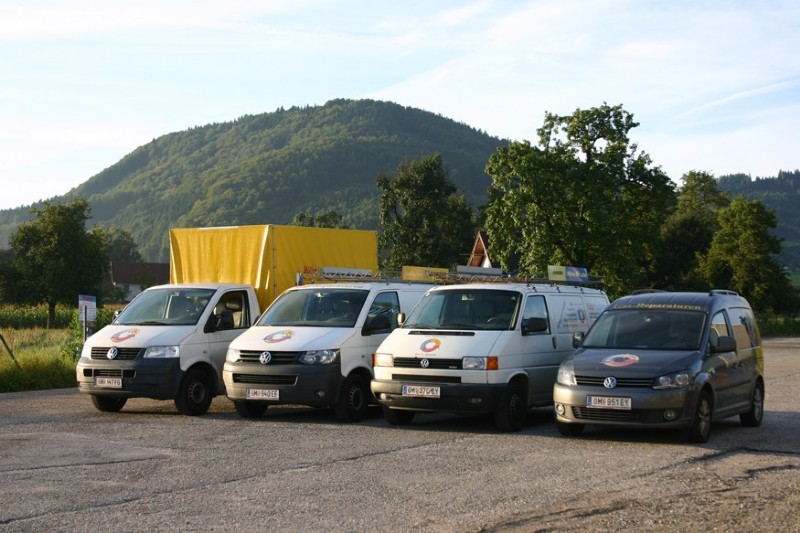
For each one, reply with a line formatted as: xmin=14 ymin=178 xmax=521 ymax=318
xmin=403 ymin=289 xmax=521 ymax=330
xmin=582 ymin=309 xmax=706 ymax=350
xmin=257 ymin=289 xmax=368 ymax=327
xmin=115 ymin=288 xmax=215 ymax=326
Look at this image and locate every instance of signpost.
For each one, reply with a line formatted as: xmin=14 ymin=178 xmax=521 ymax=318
xmin=79 ymin=294 xmax=97 ymax=341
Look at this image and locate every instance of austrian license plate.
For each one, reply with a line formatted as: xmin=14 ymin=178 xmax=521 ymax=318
xmin=402 ymin=385 xmax=440 ymax=398
xmin=246 ymin=388 xmax=279 ymax=400
xmin=94 ymin=376 xmax=122 ymax=388
xmin=586 ymin=395 xmax=631 ymax=410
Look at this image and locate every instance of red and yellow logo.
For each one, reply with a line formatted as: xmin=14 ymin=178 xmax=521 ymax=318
xmin=420 ymin=338 xmax=441 ymax=353
xmin=602 ymin=353 xmax=640 ymax=367
xmin=263 ymin=330 xmax=294 ymax=343
xmin=111 ymin=328 xmax=140 ymax=343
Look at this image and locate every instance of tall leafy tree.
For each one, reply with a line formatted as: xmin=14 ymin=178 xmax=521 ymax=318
xmin=697 ymin=196 xmax=798 ymax=313
xmin=484 ymin=103 xmax=675 ymax=296
xmin=104 ymin=227 xmax=144 ymax=263
xmin=651 ymin=171 xmax=730 ymax=289
xmin=6 ymin=200 xmax=107 ymax=326
xmin=377 ymin=153 xmax=476 ymax=271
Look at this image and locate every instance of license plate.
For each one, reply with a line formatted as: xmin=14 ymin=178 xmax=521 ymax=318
xmin=246 ymin=388 xmax=279 ymax=400
xmin=402 ymin=385 xmax=440 ymax=398
xmin=94 ymin=377 xmax=122 ymax=388
xmin=587 ymin=395 xmax=631 ymax=410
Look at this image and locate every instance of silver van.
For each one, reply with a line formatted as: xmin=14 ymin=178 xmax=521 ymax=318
xmin=553 ymin=290 xmax=764 ymax=442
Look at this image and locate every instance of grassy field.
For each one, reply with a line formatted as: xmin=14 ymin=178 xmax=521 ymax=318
xmin=0 ymin=328 xmax=75 ymax=393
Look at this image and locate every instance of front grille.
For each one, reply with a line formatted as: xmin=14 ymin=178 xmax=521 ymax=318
xmin=391 ymin=374 xmax=462 ymax=384
xmin=90 ymin=347 xmax=142 ymax=360
xmin=232 ymin=374 xmax=297 ymax=385
xmin=572 ymin=407 xmax=649 ymax=422
xmin=92 ymin=369 xmax=123 ymax=378
xmin=393 ymin=357 xmax=463 ymax=370
xmin=576 ymin=375 xmax=654 ymax=388
xmin=238 ymin=350 xmax=301 ymax=364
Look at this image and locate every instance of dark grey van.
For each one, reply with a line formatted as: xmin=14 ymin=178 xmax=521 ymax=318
xmin=552 ymin=290 xmax=764 ymax=443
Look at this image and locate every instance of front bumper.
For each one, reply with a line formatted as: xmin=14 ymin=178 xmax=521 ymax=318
xmin=223 ymin=362 xmax=344 ymax=407
xmin=552 ymin=382 xmax=697 ymax=429
xmin=371 ymin=379 xmax=506 ymax=414
xmin=76 ymin=357 xmax=182 ymax=400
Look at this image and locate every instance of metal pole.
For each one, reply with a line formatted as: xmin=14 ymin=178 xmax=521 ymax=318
xmin=0 ymin=330 xmax=22 ymax=369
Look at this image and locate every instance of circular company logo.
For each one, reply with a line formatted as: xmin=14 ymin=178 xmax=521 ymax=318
xmin=259 ymin=352 xmax=272 ymax=365
xmin=420 ymin=358 xmax=430 ymax=368
xmin=420 ymin=338 xmax=441 ymax=353
xmin=603 ymin=376 xmax=618 ymax=389
xmin=263 ymin=330 xmax=294 ymax=343
xmin=602 ymin=353 xmax=640 ymax=367
xmin=106 ymin=346 xmax=119 ymax=360
xmin=110 ymin=328 xmax=139 ymax=343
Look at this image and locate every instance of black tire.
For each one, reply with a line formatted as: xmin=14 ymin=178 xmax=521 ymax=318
xmin=494 ymin=381 xmax=527 ymax=432
xmin=91 ymin=395 xmax=127 ymax=413
xmin=740 ymin=380 xmax=765 ymax=427
xmin=556 ymin=420 xmax=585 ymax=436
xmin=333 ymin=373 xmax=371 ymax=422
xmin=685 ymin=389 xmax=713 ymax=443
xmin=383 ymin=406 xmax=415 ymax=426
xmin=174 ymin=368 xmax=214 ymax=416
xmin=234 ymin=400 xmax=268 ymax=419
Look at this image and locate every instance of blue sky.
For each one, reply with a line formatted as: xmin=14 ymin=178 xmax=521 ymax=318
xmin=1 ymin=0 xmax=798 ymax=210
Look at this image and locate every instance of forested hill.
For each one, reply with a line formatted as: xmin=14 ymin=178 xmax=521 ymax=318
xmin=718 ymin=169 xmax=800 ymax=269
xmin=0 ymin=99 xmax=506 ymax=262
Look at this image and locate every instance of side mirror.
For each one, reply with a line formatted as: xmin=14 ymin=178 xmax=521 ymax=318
xmin=397 ymin=312 xmax=406 ymax=326
xmin=711 ymin=335 xmax=736 ymax=353
xmin=363 ymin=314 xmax=391 ymax=335
xmin=521 ymin=316 xmax=548 ymax=335
xmin=572 ymin=331 xmax=585 ymax=348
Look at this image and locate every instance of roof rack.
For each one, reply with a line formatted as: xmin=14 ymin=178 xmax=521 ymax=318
xmin=300 ymin=267 xmax=434 ymax=285
xmin=428 ymin=266 xmax=603 ymax=288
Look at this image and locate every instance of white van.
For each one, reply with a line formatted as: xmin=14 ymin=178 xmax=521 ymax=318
xmin=223 ymin=281 xmax=433 ymax=421
xmin=76 ymin=283 xmax=262 ymax=416
xmin=370 ymin=282 xmax=609 ymax=431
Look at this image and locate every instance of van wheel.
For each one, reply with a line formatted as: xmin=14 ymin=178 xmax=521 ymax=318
xmin=234 ymin=401 xmax=268 ymax=418
xmin=383 ymin=406 xmax=414 ymax=426
xmin=556 ymin=420 xmax=585 ymax=436
xmin=740 ymin=380 xmax=765 ymax=427
xmin=494 ymin=381 xmax=527 ymax=432
xmin=685 ymin=389 xmax=713 ymax=443
xmin=91 ymin=395 xmax=127 ymax=413
xmin=175 ymin=368 xmax=214 ymax=416
xmin=334 ymin=374 xmax=370 ymax=422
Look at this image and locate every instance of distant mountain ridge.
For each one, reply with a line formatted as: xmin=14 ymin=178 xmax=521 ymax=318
xmin=0 ymin=99 xmax=505 ymax=261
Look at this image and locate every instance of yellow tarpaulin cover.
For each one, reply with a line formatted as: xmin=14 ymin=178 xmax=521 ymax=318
xmin=169 ymin=225 xmax=378 ymax=310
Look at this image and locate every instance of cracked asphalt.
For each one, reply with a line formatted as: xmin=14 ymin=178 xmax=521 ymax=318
xmin=1 ymin=337 xmax=798 ymax=532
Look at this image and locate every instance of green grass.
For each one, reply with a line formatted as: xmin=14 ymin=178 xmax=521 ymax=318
xmin=0 ymin=328 xmax=75 ymax=393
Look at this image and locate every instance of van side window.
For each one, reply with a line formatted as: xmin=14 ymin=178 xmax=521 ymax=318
xmin=709 ymin=311 xmax=729 ymax=348
xmin=728 ymin=307 xmax=758 ymax=349
xmin=522 ymin=295 xmax=549 ymax=335
xmin=215 ymin=291 xmax=249 ymax=330
xmin=368 ymin=292 xmax=400 ymax=334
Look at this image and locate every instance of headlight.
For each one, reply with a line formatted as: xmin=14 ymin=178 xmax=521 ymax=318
xmin=557 ymin=361 xmax=576 ymax=386
xmin=225 ymin=348 xmax=238 ymax=363
xmin=144 ymin=345 xmax=180 ymax=358
xmin=298 ymin=349 xmax=339 ymax=365
xmin=373 ymin=353 xmax=393 ymax=367
xmin=653 ymin=370 xmax=693 ymax=389
xmin=463 ymin=356 xmax=498 ymax=370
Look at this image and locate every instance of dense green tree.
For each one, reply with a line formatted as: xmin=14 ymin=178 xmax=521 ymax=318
xmin=484 ymin=103 xmax=675 ymax=296
xmin=5 ymin=200 xmax=107 ymax=326
xmin=377 ymin=153 xmax=477 ymax=271
xmin=651 ymin=171 xmax=730 ymax=289
xmin=104 ymin=227 xmax=143 ymax=263
xmin=291 ymin=210 xmax=349 ymax=229
xmin=696 ymin=196 xmax=798 ymax=313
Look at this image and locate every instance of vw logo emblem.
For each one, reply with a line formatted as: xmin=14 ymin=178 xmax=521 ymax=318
xmin=259 ymin=352 xmax=272 ymax=365
xmin=106 ymin=347 xmax=118 ymax=360
xmin=603 ymin=376 xmax=617 ymax=389
xmin=420 ymin=358 xmax=430 ymax=368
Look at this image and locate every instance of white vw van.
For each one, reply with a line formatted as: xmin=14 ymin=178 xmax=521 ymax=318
xmin=371 ymin=282 xmax=609 ymax=431
xmin=223 ymin=281 xmax=433 ymax=421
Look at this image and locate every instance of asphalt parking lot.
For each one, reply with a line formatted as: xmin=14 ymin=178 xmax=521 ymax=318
xmin=1 ymin=337 xmax=799 ymax=532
